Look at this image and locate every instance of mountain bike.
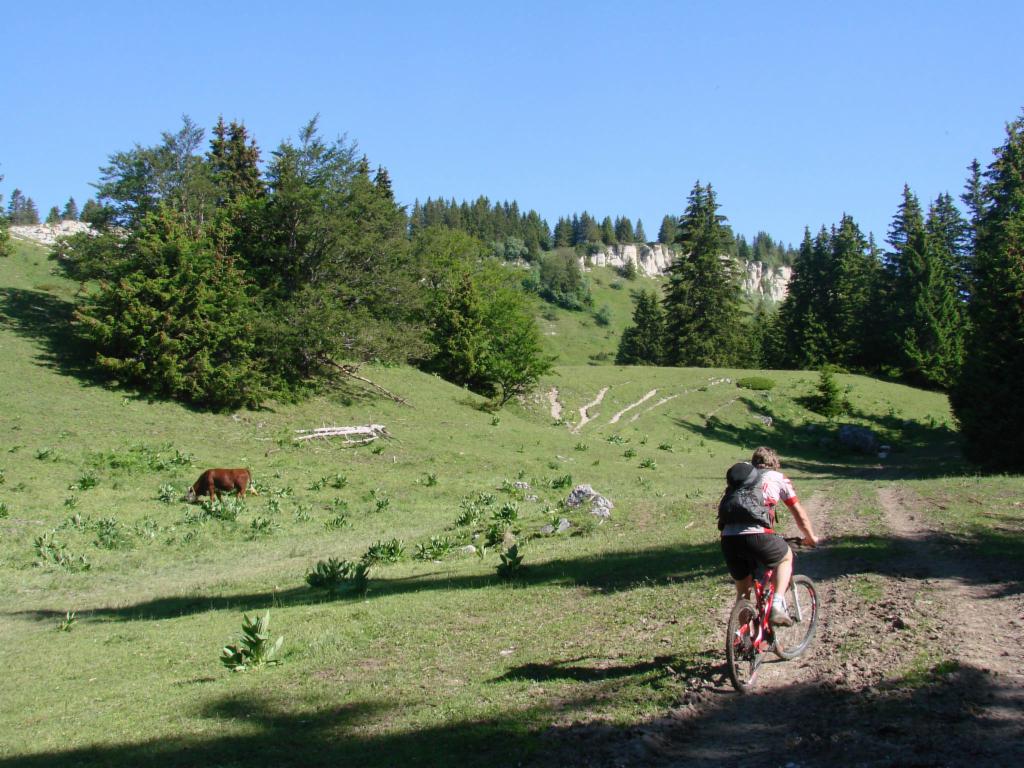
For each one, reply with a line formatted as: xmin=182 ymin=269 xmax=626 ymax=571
xmin=725 ymin=537 xmax=819 ymax=693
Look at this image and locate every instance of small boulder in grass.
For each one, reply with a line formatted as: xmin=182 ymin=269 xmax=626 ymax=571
xmin=565 ymin=484 xmax=614 ymax=519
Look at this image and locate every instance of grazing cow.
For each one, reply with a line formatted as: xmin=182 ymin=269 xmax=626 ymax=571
xmin=185 ymin=468 xmax=256 ymax=503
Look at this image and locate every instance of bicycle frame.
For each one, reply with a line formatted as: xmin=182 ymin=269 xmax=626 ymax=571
xmin=742 ymin=567 xmax=777 ymax=653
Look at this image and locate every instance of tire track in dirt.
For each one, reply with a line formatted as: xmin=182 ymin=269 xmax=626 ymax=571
xmin=609 ymin=485 xmax=1024 ymax=768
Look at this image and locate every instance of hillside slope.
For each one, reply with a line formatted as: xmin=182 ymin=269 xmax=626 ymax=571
xmin=1 ymin=239 xmax=1020 ymax=768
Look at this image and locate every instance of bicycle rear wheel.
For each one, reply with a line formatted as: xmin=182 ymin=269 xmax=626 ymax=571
xmin=726 ymin=598 xmax=764 ymax=693
xmin=773 ymin=574 xmax=819 ymax=660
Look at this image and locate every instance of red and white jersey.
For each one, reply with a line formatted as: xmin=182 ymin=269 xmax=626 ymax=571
xmin=760 ymin=469 xmax=799 ymax=511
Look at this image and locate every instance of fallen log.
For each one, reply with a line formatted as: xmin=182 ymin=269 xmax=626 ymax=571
xmin=294 ymin=424 xmax=391 ymax=444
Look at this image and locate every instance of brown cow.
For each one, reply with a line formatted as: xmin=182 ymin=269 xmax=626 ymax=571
xmin=185 ymin=468 xmax=256 ymax=503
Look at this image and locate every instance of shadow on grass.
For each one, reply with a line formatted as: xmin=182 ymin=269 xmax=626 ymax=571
xmin=8 ymin=542 xmax=724 ymax=623
xmin=0 ymin=287 xmax=108 ymax=386
xmin=0 ymin=660 xmax=1018 ymax=767
xmin=11 ymin=522 xmax=1023 ymax=627
xmin=672 ymin=394 xmax=964 ymax=481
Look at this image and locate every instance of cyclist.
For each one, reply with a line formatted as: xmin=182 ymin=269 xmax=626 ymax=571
xmin=719 ymin=446 xmax=819 ymax=626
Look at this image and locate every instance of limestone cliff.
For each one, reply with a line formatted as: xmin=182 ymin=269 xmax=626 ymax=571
xmin=581 ymin=243 xmax=791 ymax=301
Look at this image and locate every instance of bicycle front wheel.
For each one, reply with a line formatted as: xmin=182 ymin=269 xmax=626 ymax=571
xmin=726 ymin=598 xmax=764 ymax=693
xmin=773 ymin=574 xmax=819 ymax=660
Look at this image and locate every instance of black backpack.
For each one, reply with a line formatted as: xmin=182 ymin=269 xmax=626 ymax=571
xmin=717 ymin=462 xmax=773 ymax=531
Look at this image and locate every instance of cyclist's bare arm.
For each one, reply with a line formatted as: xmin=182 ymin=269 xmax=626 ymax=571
xmin=786 ymin=500 xmax=819 ymax=547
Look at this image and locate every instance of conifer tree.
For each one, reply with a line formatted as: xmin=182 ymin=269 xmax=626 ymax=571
xmin=600 ymin=216 xmax=616 ymax=245
xmin=883 ymin=186 xmax=963 ymax=386
xmin=657 ymin=215 xmax=677 ymax=245
xmin=62 ymin=196 xmax=79 ymax=221
xmin=0 ymin=176 xmax=9 ymax=256
xmin=614 ymin=216 xmax=635 ymax=243
xmin=951 ymin=113 xmax=1024 ymax=468
xmin=46 ymin=206 xmax=61 ymax=224
xmin=208 ymin=117 xmax=263 ymax=202
xmin=662 ymin=182 xmax=743 ymax=366
xmin=776 ymin=228 xmax=834 ymax=368
xmin=635 ymin=219 xmax=646 ymax=243
xmin=616 ymin=289 xmax=665 ymax=365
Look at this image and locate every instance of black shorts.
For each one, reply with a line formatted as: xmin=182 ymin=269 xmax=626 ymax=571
xmin=720 ymin=533 xmax=790 ymax=581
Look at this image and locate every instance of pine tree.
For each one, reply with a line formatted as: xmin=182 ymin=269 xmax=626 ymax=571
xmin=883 ymin=186 xmax=963 ymax=386
xmin=553 ymin=217 xmax=573 ymax=247
xmin=74 ymin=208 xmax=262 ymax=409
xmin=0 ymin=175 xmax=9 ymax=256
xmin=951 ymin=112 xmax=1024 ymax=469
xmin=46 ymin=206 xmax=61 ymax=224
xmin=658 ymin=215 xmax=677 ymax=245
xmin=662 ymin=182 xmax=743 ymax=366
xmin=776 ymin=228 xmax=834 ymax=368
xmin=23 ymin=197 xmax=39 ymax=225
xmin=600 ymin=216 xmax=616 ymax=245
xmin=635 ymin=219 xmax=646 ymax=243
xmin=616 ymin=290 xmax=665 ymax=365
xmin=62 ymin=196 xmax=79 ymax=221
xmin=208 ymin=117 xmax=263 ymax=202
xmin=614 ymin=216 xmax=635 ymax=244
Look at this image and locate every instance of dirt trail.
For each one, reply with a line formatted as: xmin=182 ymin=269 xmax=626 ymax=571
xmin=545 ymin=484 xmax=1024 ymax=767
xmin=548 ymin=387 xmax=563 ymax=421
xmin=571 ymin=387 xmax=608 ymax=434
xmin=610 ymin=390 xmax=657 ymax=424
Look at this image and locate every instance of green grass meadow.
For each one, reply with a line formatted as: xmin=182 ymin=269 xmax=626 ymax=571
xmin=0 ymin=239 xmax=1020 ymax=767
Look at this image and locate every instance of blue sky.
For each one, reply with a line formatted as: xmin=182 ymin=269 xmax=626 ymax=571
xmin=2 ymin=1 xmax=1021 ymax=246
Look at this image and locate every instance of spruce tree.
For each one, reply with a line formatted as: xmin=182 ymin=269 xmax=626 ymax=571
xmin=635 ymin=219 xmax=646 ymax=243
xmin=951 ymin=112 xmax=1024 ymax=468
xmin=0 ymin=176 xmax=9 ymax=256
xmin=62 ymin=196 xmax=79 ymax=221
xmin=616 ymin=289 xmax=666 ymax=365
xmin=208 ymin=117 xmax=263 ymax=202
xmin=657 ymin=215 xmax=677 ymax=245
xmin=776 ymin=228 xmax=834 ymax=369
xmin=662 ymin=182 xmax=743 ymax=366
xmin=46 ymin=206 xmax=61 ymax=225
xmin=600 ymin=215 xmax=616 ymax=245
xmin=884 ymin=186 xmax=963 ymax=387
xmin=614 ymin=216 xmax=635 ymax=244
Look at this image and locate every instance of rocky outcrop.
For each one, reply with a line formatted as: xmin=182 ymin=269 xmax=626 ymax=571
xmin=742 ymin=262 xmax=792 ymax=302
xmin=582 ymin=244 xmax=791 ymax=301
xmin=10 ymin=221 xmax=94 ymax=246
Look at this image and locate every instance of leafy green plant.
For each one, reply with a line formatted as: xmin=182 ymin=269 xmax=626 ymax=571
xmin=455 ymin=500 xmax=482 ymax=528
xmin=293 ymin=505 xmax=313 ymax=522
xmin=423 ymin=472 xmax=438 ymax=487
xmin=415 ymin=535 xmax=455 ymax=561
xmin=657 ymin=442 xmax=674 ymax=452
xmin=219 ymin=611 xmax=283 ymax=671
xmin=363 ymin=538 xmax=405 ymax=565
xmin=497 ymin=543 xmax=524 ymax=580
xmin=623 ymin=448 xmax=637 ymax=459
xmin=264 ymin=498 xmax=282 ymax=515
xmin=574 ymin=442 xmax=588 ymax=452
xmin=0 ymin=500 xmax=8 ymax=519
xmin=71 ymin=472 xmax=98 ymax=491
xmin=34 ymin=533 xmax=90 ymax=571
xmin=94 ymin=517 xmax=132 ymax=550
xmin=200 ymin=496 xmax=244 ymax=521
xmin=248 ymin=516 xmax=277 ymax=538
xmin=309 ymin=477 xmax=327 ymax=491
xmin=371 ymin=444 xmax=385 ymax=455
xmin=493 ymin=502 xmax=519 ymax=524
xmin=157 ymin=484 xmax=177 ymax=503
xmin=736 ymin=376 xmax=776 ymax=391
xmin=323 ymin=514 xmax=349 ymax=530
xmin=639 ymin=457 xmax=657 ymax=470
xmin=57 ymin=610 xmax=77 ymax=632
xmin=605 ymin=434 xmax=626 ymax=445
xmin=490 ymin=416 xmax=501 ymax=427
xmin=550 ymin=474 xmax=573 ymax=489
xmin=35 ymin=447 xmax=55 ymax=460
